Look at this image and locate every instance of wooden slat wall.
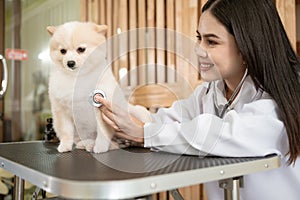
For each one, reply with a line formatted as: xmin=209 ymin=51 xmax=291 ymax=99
xmin=80 ymin=0 xmax=297 ymax=89
xmin=81 ymin=0 xmax=206 ymax=197
xmin=80 ymin=0 xmax=205 ymax=94
xmin=81 ymin=2 xmax=208 ymax=200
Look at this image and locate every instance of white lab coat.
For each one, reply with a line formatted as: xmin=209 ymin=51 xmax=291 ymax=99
xmin=144 ymin=76 xmax=300 ymax=200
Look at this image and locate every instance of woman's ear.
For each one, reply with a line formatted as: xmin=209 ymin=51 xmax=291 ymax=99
xmin=242 ymin=60 xmax=247 ymax=68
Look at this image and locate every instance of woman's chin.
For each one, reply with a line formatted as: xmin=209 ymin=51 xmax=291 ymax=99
xmin=200 ymin=71 xmax=222 ymax=82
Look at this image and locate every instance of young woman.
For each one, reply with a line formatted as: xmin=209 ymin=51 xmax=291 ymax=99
xmin=96 ymin=0 xmax=300 ymax=199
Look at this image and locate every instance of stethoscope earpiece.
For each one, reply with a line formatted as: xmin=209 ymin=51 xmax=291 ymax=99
xmin=89 ymin=89 xmax=107 ymax=107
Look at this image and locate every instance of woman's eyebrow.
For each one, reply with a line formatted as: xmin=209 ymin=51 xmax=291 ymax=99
xmin=203 ymin=33 xmax=220 ymax=39
xmin=196 ymin=30 xmax=219 ymax=39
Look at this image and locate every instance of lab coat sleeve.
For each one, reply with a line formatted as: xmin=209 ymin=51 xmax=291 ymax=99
xmin=148 ymin=83 xmax=208 ymax=124
xmin=144 ymin=99 xmax=286 ymax=157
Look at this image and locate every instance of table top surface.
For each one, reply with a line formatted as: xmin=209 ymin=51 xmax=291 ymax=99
xmin=0 ymin=141 xmax=280 ymax=199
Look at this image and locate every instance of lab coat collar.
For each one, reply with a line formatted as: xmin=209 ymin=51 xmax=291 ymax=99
xmin=204 ymin=76 xmax=261 ymax=115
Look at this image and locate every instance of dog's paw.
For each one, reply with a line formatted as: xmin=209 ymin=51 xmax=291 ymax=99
xmin=57 ymin=143 xmax=73 ymax=153
xmin=93 ymin=144 xmax=109 ymax=153
xmin=76 ymin=139 xmax=95 ymax=152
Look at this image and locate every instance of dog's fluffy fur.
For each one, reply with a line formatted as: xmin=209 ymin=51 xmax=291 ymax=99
xmin=47 ymin=21 xmax=150 ymax=153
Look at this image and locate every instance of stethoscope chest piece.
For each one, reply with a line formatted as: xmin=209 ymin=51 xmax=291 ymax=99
xmin=90 ymin=89 xmax=107 ymax=107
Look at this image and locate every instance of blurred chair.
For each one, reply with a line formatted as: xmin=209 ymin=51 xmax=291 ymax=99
xmin=128 ymin=83 xmax=179 ymax=113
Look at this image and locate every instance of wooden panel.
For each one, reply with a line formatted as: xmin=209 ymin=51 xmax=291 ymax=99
xmin=106 ymin=0 xmax=113 ymax=81
xmin=156 ymin=0 xmax=166 ymax=83
xmin=99 ymin=0 xmax=106 ymax=25
xmin=137 ymin=0 xmax=147 ymax=85
xmin=166 ymin=0 xmax=176 ymax=83
xmin=112 ymin=0 xmax=120 ymax=79
xmin=80 ymin=0 xmax=297 ymax=87
xmin=175 ymin=1 xmax=199 ymax=96
xmin=80 ymin=0 xmax=204 ymax=88
xmin=276 ymin=0 xmax=296 ymax=50
xmin=129 ymin=0 xmax=138 ymax=86
xmin=188 ymin=0 xmax=201 ymax=89
xmin=118 ymin=0 xmax=128 ymax=87
xmin=80 ymin=0 xmax=87 ymax=21
xmin=147 ymin=0 xmax=156 ymax=83
xmin=175 ymin=0 xmax=184 ymax=86
xmin=106 ymin=0 xmax=112 ymax=37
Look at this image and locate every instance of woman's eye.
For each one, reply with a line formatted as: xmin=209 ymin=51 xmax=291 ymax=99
xmin=60 ymin=49 xmax=67 ymax=55
xmin=207 ymin=39 xmax=217 ymax=46
xmin=77 ymin=47 xmax=86 ymax=53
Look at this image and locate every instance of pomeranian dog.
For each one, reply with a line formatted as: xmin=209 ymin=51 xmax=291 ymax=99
xmin=47 ymin=21 xmax=150 ymax=153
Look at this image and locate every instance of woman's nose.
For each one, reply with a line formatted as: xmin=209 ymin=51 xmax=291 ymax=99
xmin=194 ymin=43 xmax=207 ymax=57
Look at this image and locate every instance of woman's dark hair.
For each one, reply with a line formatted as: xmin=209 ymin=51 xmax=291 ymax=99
xmin=202 ymin=0 xmax=300 ymax=165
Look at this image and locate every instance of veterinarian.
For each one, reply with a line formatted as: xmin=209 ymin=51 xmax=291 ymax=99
xmin=95 ymin=0 xmax=300 ymax=199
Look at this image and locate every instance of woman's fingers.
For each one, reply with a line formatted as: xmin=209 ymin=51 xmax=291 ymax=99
xmin=101 ymin=112 xmax=120 ymax=131
xmin=97 ymin=97 xmax=119 ymax=125
xmin=114 ymin=131 xmax=144 ymax=144
xmin=94 ymin=95 xmax=112 ymax=111
xmin=100 ymin=105 xmax=113 ymax=120
xmin=95 ymin=96 xmax=145 ymax=144
xmin=97 ymin=97 xmax=124 ymax=132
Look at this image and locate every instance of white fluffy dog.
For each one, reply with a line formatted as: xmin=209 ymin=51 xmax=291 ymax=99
xmin=47 ymin=21 xmax=150 ymax=153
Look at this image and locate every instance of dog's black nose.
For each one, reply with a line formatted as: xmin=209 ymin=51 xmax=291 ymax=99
xmin=67 ymin=61 xmax=76 ymax=69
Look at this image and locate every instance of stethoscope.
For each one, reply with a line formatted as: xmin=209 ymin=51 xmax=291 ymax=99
xmin=89 ymin=89 xmax=107 ymax=107
xmin=211 ymin=68 xmax=248 ymax=118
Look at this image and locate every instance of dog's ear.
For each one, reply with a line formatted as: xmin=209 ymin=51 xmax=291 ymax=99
xmin=95 ymin=25 xmax=108 ymax=35
xmin=46 ymin=26 xmax=57 ymax=36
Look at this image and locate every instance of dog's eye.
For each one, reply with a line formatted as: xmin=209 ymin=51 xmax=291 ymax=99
xmin=60 ymin=49 xmax=67 ymax=55
xmin=77 ymin=47 xmax=86 ymax=53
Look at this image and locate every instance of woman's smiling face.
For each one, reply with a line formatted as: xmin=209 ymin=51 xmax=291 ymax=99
xmin=195 ymin=11 xmax=246 ymax=88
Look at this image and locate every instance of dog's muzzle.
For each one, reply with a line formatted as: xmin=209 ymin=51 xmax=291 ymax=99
xmin=89 ymin=90 xmax=107 ymax=107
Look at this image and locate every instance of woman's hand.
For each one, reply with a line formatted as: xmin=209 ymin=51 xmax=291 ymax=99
xmin=94 ymin=95 xmax=145 ymax=144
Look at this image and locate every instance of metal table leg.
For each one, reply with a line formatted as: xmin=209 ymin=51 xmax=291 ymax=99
xmin=169 ymin=189 xmax=184 ymax=200
xmin=219 ymin=176 xmax=244 ymax=200
xmin=13 ymin=175 xmax=24 ymax=200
